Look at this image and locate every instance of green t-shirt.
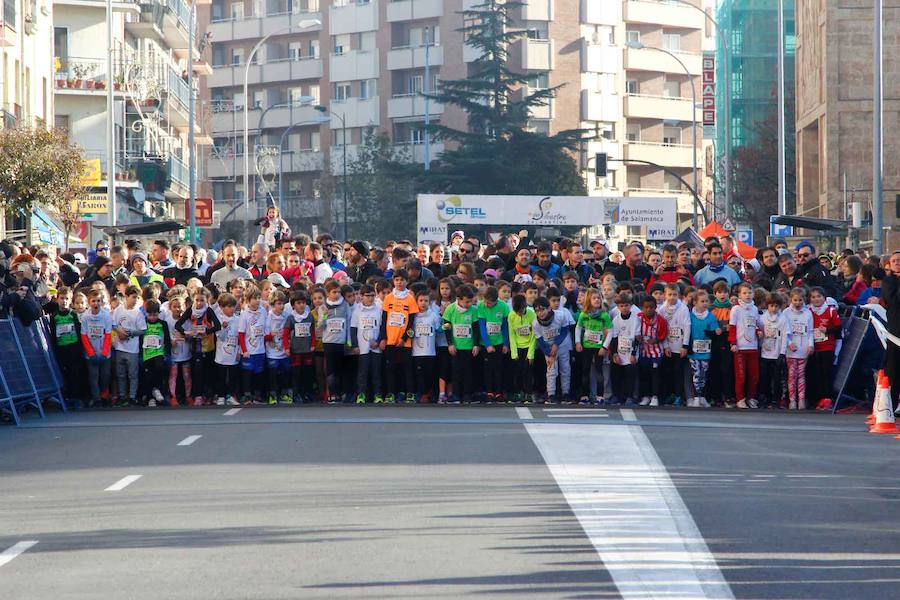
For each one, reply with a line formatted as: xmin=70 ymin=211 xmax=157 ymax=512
xmin=477 ymin=300 xmax=510 ymax=347
xmin=142 ymin=321 xmax=166 ymax=362
xmin=576 ymin=310 xmax=613 ymax=349
xmin=508 ymin=308 xmax=536 ymax=360
xmin=53 ymin=310 xmax=78 ymax=346
xmin=443 ymin=302 xmax=477 ymax=351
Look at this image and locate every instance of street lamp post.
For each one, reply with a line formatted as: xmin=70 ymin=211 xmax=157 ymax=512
xmin=106 ymin=0 xmax=116 ymax=230
xmin=873 ymin=0 xmax=884 ymax=255
xmin=314 ymin=105 xmax=348 ymax=239
xmin=277 ymin=117 xmax=330 ymax=214
xmin=626 ymin=41 xmax=699 ymax=230
xmin=243 ymin=18 xmax=320 ymax=244
xmin=188 ymin=0 xmax=196 ymax=243
xmin=424 ymin=26 xmax=431 ymax=172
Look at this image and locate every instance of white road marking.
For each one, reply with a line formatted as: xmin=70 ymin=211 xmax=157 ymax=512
xmin=177 ymin=435 xmax=202 ymax=446
xmin=525 ymin=423 xmax=734 ymax=599
xmin=620 ymin=408 xmax=637 ymax=422
xmin=104 ymin=475 xmax=142 ymax=492
xmin=515 ymin=407 xmax=533 ymax=420
xmin=0 ymin=541 xmax=38 ymax=568
xmin=543 ymin=408 xmax=608 ymax=412
xmin=223 ymin=408 xmax=242 ymax=416
xmin=546 ymin=413 xmax=609 ymax=418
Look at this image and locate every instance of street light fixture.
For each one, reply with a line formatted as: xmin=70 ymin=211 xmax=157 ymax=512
xmin=243 ymin=18 xmax=321 ymax=244
xmin=625 ymin=40 xmax=699 ymax=230
xmin=314 ymin=105 xmax=348 ymax=240
xmin=277 ymin=116 xmax=331 ymax=215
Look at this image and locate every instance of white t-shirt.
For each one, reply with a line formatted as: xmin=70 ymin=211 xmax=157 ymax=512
xmin=238 ymin=306 xmax=268 ymax=355
xmin=215 ymin=311 xmax=240 ymax=366
xmin=113 ymin=305 xmax=147 ymax=354
xmin=265 ymin=310 xmax=289 ymax=359
xmin=163 ymin=311 xmax=191 ymax=363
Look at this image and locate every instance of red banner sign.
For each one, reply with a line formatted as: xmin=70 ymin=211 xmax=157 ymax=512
xmin=186 ymin=197 xmax=214 ymax=227
xmin=702 ymin=53 xmax=716 ymax=136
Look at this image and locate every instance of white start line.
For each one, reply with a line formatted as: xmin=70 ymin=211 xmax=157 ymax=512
xmin=0 ymin=541 xmax=38 ymax=568
xmin=223 ymin=408 xmax=242 ymax=416
xmin=104 ymin=475 xmax=142 ymax=492
xmin=177 ymin=435 xmax=202 ymax=446
xmin=524 ymin=421 xmax=734 ymax=599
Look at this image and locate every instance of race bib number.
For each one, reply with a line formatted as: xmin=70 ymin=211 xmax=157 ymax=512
xmin=744 ymin=318 xmax=757 ymax=330
xmin=251 ymin=324 xmax=263 ymax=338
xmin=762 ymin=338 xmax=776 ymax=353
xmin=88 ymin=325 xmax=103 ymax=338
xmin=515 ymin=325 xmax=531 ymax=337
xmin=453 ymin=324 xmax=471 ymax=339
xmin=360 ymin=316 xmax=376 ymax=330
xmin=668 ymin=326 xmax=683 ymax=340
xmin=327 ymin=319 xmax=345 ymax=333
xmin=193 ymin=325 xmax=206 ymax=336
xmin=224 ymin=336 xmax=237 ymax=353
xmin=388 ymin=311 xmax=405 ymax=327
xmin=143 ymin=335 xmax=162 ymax=349
xmin=415 ymin=323 xmax=433 ymax=337
xmin=294 ymin=322 xmax=311 ymax=337
xmin=544 ymin=328 xmax=559 ymax=340
xmin=692 ymin=339 xmax=711 ymax=354
xmin=486 ymin=322 xmax=502 ymax=336
xmin=584 ymin=329 xmax=604 ymax=345
xmin=792 ymin=321 xmax=807 ymax=336
xmin=618 ymin=337 xmax=633 ymax=355
xmin=57 ymin=323 xmax=75 ymax=336
xmin=814 ymin=328 xmax=827 ymax=343
xmin=764 ymin=325 xmax=778 ymax=338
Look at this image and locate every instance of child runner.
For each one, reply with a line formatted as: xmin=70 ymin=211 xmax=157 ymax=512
xmin=609 ymin=292 xmax=640 ymax=405
xmin=808 ymin=286 xmax=842 ymax=407
xmin=112 ymin=285 xmax=147 ymax=407
xmin=412 ymin=289 xmax=441 ymax=402
xmin=784 ymin=288 xmax=814 ymax=410
xmin=637 ymin=296 xmax=668 ymax=407
xmin=574 ymin=288 xmax=612 ymax=405
xmin=443 ymin=284 xmax=480 ymax=404
xmin=283 ymin=291 xmax=316 ymax=403
xmin=79 ymin=289 xmax=113 ymax=408
xmin=729 ymin=282 xmax=762 ymax=409
xmin=351 ymin=284 xmax=383 ymax=403
xmin=687 ymin=290 xmax=720 ymax=408
xmin=264 ymin=290 xmax=292 ymax=404
xmin=759 ymin=292 xmax=789 ymax=409
xmin=380 ymin=269 xmax=417 ymax=403
xmin=238 ymin=286 xmax=268 ymax=404
xmin=140 ymin=299 xmax=171 ymax=407
xmin=508 ymin=294 xmax=536 ymax=403
xmin=533 ymin=296 xmax=575 ymax=404
xmin=213 ymin=293 xmax=241 ymax=406
xmin=478 ymin=286 xmax=510 ymax=402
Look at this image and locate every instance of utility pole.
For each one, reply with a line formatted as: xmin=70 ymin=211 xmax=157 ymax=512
xmin=873 ymin=0 xmax=884 ymax=255
xmin=188 ymin=1 xmax=196 ymax=243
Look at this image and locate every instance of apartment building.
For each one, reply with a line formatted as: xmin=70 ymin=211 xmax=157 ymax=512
xmin=795 ymin=0 xmax=898 ymax=250
xmin=203 ymin=0 xmax=708 ymax=238
xmin=0 ymin=0 xmax=56 ymax=240
xmin=53 ymin=0 xmax=211 ymax=239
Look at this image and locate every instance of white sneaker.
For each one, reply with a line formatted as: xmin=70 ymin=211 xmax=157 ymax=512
xmin=798 ymin=399 xmax=806 ymax=410
xmin=152 ymin=389 xmax=164 ymax=403
xmin=788 ymin=400 xmax=797 ymax=410
xmin=649 ymin=396 xmax=659 ymax=407
xmin=147 ymin=398 xmax=157 ymax=408
xmin=689 ymin=398 xmax=699 ymax=408
xmin=737 ymin=399 xmax=749 ymax=409
xmin=225 ymin=395 xmax=240 ymax=406
xmin=748 ymin=398 xmax=759 ymax=409
xmin=639 ymin=397 xmax=651 ymax=406
xmin=698 ymin=397 xmax=711 ymax=408
xmin=216 ymin=396 xmax=225 ymax=406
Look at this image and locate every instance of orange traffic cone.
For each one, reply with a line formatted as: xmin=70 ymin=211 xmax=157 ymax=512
xmin=870 ymin=370 xmax=899 ymax=434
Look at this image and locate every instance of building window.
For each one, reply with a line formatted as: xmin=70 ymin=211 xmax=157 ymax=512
xmin=527 ymin=72 xmax=549 ymax=90
xmin=626 ymin=30 xmax=640 ymax=44
xmin=357 ymin=31 xmax=376 ymax=51
xmin=663 ymin=126 xmax=681 ymax=145
xmin=411 ymin=127 xmax=425 ymax=145
xmin=626 ymin=123 xmax=641 ymax=142
xmin=253 ymin=91 xmax=264 ymax=110
xmin=663 ymin=78 xmax=680 ymax=98
xmin=289 ymin=87 xmax=305 ymax=103
xmin=332 ymin=82 xmax=351 ymax=101
xmin=625 ymin=79 xmax=639 ymax=95
xmin=664 ymin=172 xmax=683 ymax=192
xmin=526 ymin=23 xmax=549 ymax=40
xmin=332 ymin=34 xmax=350 ymax=55
xmin=309 ymin=39 xmax=320 ymax=58
xmin=407 ymin=75 xmax=423 ymax=95
xmin=663 ymin=33 xmax=681 ymax=52
xmin=310 ymin=131 xmax=320 ymax=151
xmin=308 ymin=83 xmax=320 ymax=103
xmin=529 ymin=120 xmax=550 ymax=135
xmin=360 ymin=79 xmax=376 ymax=100
xmin=289 ymin=42 xmax=303 ymax=60
xmin=230 ymin=1 xmax=243 ymax=19
xmin=231 ymin=48 xmax=244 ymax=66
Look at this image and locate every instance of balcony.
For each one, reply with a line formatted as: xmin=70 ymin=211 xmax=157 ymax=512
xmin=330 ymin=144 xmax=360 ymax=175
xmin=328 ymin=0 xmax=377 ymax=36
xmin=394 ymin=142 xmax=444 ymax=164
xmin=624 ymin=0 xmax=703 ymax=30
xmin=126 ymin=0 xmax=196 ymax=56
xmin=520 ymin=38 xmax=553 ymax=71
xmin=386 ymin=0 xmax=442 ymax=22
xmin=582 ymin=42 xmax=619 ymax=73
xmin=624 ymin=140 xmax=695 ymax=169
xmin=208 ymin=56 xmax=322 ymax=88
xmin=330 ymin=97 xmax=379 ymax=128
xmin=624 ymin=46 xmax=701 ymax=75
xmin=206 ymin=150 xmax=324 ymax=179
xmin=624 ymin=93 xmax=698 ymax=122
xmin=330 ymin=49 xmax=378 ymax=81
xmin=581 ymin=0 xmax=619 ymax=25
xmin=386 ymin=44 xmax=442 ymax=71
xmin=55 ymin=0 xmax=140 ymax=11
xmin=388 ymin=94 xmax=443 ymax=119
xmin=208 ymin=102 xmax=322 ymax=135
xmin=281 ymin=195 xmax=325 ymax=219
xmin=53 ymin=57 xmax=128 ymax=97
xmin=581 ymin=90 xmax=619 ymax=122
xmin=168 ymin=154 xmax=190 ymax=195
xmin=283 ymin=149 xmax=326 ymax=172
xmin=521 ymin=0 xmax=552 ymax=21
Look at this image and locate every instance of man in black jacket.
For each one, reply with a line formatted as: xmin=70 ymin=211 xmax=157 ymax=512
xmin=79 ymin=256 xmax=116 ymax=295
xmin=882 ymin=251 xmax=900 ymax=411
xmin=345 ymin=241 xmax=383 ymax=283
xmin=163 ymin=245 xmax=201 ymax=286
xmin=613 ymin=243 xmax=654 ymax=287
xmin=795 ymin=241 xmax=840 ymax=297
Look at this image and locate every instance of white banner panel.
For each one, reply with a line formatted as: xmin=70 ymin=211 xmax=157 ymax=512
xmin=613 ymin=197 xmax=678 ymax=240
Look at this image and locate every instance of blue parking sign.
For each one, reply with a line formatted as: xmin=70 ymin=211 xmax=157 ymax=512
xmin=736 ymin=229 xmax=753 ymax=247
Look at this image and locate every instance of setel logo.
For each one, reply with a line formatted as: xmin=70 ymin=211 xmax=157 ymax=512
xmin=436 ymin=196 xmax=487 ymax=223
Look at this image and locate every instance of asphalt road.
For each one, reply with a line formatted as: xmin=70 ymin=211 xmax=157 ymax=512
xmin=1 ymin=404 xmax=897 ymax=599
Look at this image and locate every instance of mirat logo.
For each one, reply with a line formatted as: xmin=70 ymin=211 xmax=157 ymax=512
xmin=436 ymin=196 xmax=487 ymax=223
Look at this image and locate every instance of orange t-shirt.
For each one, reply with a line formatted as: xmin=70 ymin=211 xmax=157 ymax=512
xmin=382 ymin=291 xmax=419 ymax=347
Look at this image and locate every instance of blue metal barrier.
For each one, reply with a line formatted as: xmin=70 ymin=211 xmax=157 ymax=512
xmin=0 ymin=317 xmax=67 ymax=426
xmin=13 ymin=317 xmax=65 ymax=411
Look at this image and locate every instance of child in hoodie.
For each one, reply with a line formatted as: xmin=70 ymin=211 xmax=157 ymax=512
xmin=264 ymin=290 xmax=292 ymax=405
xmin=176 ymin=287 xmax=220 ymax=405
xmin=379 ymin=269 xmax=418 ymax=403
xmin=574 ymin=288 xmax=612 ymax=404
xmin=320 ymin=280 xmax=351 ymax=403
xmin=610 ymin=292 xmax=640 ymax=404
xmin=687 ymin=290 xmax=721 ymax=408
xmin=659 ymin=283 xmax=690 ymax=405
xmin=728 ymin=282 xmax=762 ymax=409
xmin=759 ymin=292 xmax=789 ymax=408
xmin=784 ymin=287 xmax=815 ymax=409
xmin=508 ymin=293 xmax=537 ymax=402
xmin=351 ymin=284 xmax=383 ymax=403
xmin=284 ymin=291 xmax=316 ymax=403
xmin=533 ymin=296 xmax=575 ymax=403
xmin=808 ymin=286 xmax=842 ymax=406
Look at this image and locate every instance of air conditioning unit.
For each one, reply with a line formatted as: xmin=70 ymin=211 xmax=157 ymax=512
xmin=24 ymin=13 xmax=38 ymax=35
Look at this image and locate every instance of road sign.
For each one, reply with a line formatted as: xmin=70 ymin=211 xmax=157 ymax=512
xmin=185 ymin=197 xmax=214 ymax=227
xmin=770 ymin=222 xmax=793 ymax=237
xmin=721 ymin=216 xmax=736 ymax=232
xmin=72 ymin=193 xmax=108 ymax=214
xmin=736 ymin=228 xmax=753 ymax=246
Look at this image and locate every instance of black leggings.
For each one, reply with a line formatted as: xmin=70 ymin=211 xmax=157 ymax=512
xmin=512 ymin=348 xmax=533 ymax=395
xmin=323 ymin=343 xmax=345 ymax=397
xmin=452 ymin=350 xmax=475 ymax=398
xmin=385 ymin=346 xmax=414 ymax=394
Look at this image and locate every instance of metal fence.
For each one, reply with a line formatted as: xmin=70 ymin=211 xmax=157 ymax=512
xmin=0 ymin=317 xmax=66 ymax=426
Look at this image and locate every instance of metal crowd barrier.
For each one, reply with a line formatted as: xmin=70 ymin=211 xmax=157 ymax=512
xmin=0 ymin=317 xmax=66 ymax=426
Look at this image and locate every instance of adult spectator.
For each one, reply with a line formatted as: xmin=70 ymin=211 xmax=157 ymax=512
xmin=560 ymin=241 xmax=593 ymax=283
xmin=277 ymin=237 xmax=295 ymax=259
xmin=129 ymin=253 xmax=168 ymax=292
xmin=721 ymin=235 xmax=738 ymax=261
xmin=613 ymin=243 xmax=654 ymax=286
xmin=494 ymin=235 xmax=515 ymax=269
xmin=425 ymin=242 xmax=446 ymax=278
xmin=503 ymin=247 xmax=534 ymax=282
xmin=458 ymin=239 xmax=487 ymax=274
xmin=532 ymin=242 xmax=561 ymax=279
xmin=589 ymin=240 xmax=611 ymax=273
xmin=80 ymin=255 xmax=116 ymax=294
xmin=754 ymin=247 xmax=782 ymax=284
xmin=772 ymin=239 xmax=788 ymax=254
xmin=694 ymin=242 xmax=742 ymax=288
xmin=882 ymin=251 xmax=900 ymax=411
xmin=305 ymin=242 xmax=333 ymax=284
xmin=56 ymin=254 xmax=82 ymax=288
xmin=151 ymin=239 xmax=174 ymax=271
xmin=92 ymin=240 xmax=110 ymax=264
xmin=163 ymin=246 xmax=200 ymax=286
xmin=247 ymin=242 xmax=269 ymax=280
xmin=407 ymin=258 xmax=435 ymax=284
xmin=774 ymin=254 xmax=803 ymax=289
xmin=838 ymin=255 xmax=863 ymax=296
xmin=0 ymin=244 xmax=41 ymax=325
xmin=795 ymin=241 xmax=839 ymax=297
xmin=210 ymin=244 xmax=253 ymax=290
xmin=346 ymin=241 xmax=383 ymax=283
xmin=384 ymin=247 xmax=413 ymax=278
xmin=843 ymin=263 xmax=874 ymax=305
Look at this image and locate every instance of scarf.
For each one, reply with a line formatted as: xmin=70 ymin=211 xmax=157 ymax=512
xmin=326 ymin=297 xmax=344 ymax=308
xmin=810 ymin=302 xmax=828 ymax=316
xmin=713 ymin=299 xmax=732 ymax=309
xmin=191 ymin=305 xmax=207 ymax=320
xmin=692 ymin=307 xmax=709 ymax=320
xmin=392 ymin=288 xmax=410 ymax=299
xmin=707 ymin=262 xmax=726 ymax=273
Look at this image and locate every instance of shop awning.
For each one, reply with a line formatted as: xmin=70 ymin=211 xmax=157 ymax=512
xmin=770 ymin=215 xmax=848 ymax=232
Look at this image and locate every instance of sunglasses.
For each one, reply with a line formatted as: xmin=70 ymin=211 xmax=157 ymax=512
xmin=797 ymin=252 xmax=811 ymax=258
xmin=98 ymin=247 xmax=109 ymax=252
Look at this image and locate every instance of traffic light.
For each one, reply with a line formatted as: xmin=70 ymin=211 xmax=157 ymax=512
xmin=595 ymin=152 xmax=607 ymax=177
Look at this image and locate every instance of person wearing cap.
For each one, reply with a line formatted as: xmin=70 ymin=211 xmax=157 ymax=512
xmin=407 ymin=258 xmax=435 ymax=284
xmin=589 ymin=240 xmax=611 ymax=272
xmin=129 ymin=253 xmax=168 ymax=293
xmin=345 ymin=240 xmax=383 ymax=283
xmin=449 ymin=230 xmax=465 ymax=251
xmin=80 ymin=255 xmax=117 ymax=295
xmin=267 ymin=272 xmax=290 ymax=289
xmin=795 ymin=241 xmax=840 ymax=297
